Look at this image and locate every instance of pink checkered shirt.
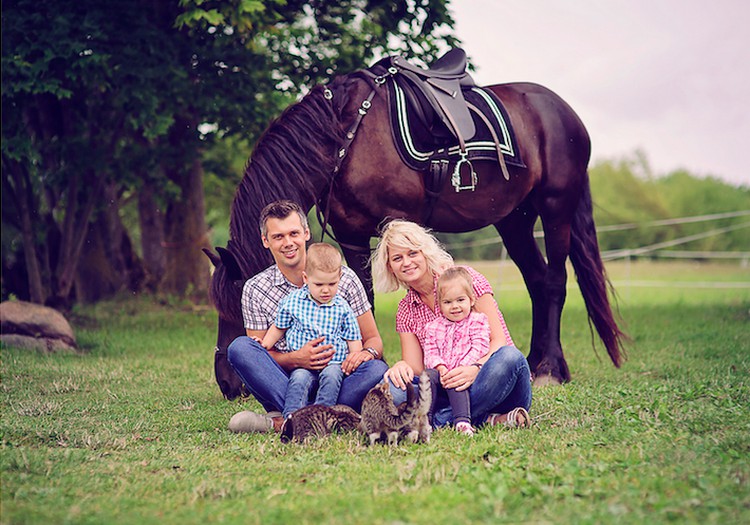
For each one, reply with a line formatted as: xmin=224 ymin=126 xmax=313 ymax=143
xmin=423 ymin=311 xmax=490 ymax=370
xmin=395 ymin=265 xmax=513 ymax=351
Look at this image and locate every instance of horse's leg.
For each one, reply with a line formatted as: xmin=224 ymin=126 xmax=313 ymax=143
xmin=532 ymin=195 xmax=581 ymax=384
xmin=337 ymin=234 xmax=375 ymax=308
xmin=494 ymin=204 xmax=550 ymax=377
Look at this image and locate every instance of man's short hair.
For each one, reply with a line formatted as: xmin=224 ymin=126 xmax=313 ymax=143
xmin=305 ymin=243 xmax=342 ymax=274
xmin=258 ymin=200 xmax=309 ymax=237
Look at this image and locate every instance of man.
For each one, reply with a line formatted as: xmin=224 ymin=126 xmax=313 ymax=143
xmin=227 ymin=200 xmax=387 ymax=433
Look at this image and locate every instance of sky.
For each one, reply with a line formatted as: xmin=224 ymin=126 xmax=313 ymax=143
xmin=449 ymin=0 xmax=750 ymax=187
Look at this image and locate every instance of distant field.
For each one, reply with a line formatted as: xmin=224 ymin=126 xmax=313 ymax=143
xmin=2 ymin=260 xmax=748 ymax=524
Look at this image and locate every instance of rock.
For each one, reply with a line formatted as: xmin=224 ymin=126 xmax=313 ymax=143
xmin=0 ymin=300 xmax=79 ymax=353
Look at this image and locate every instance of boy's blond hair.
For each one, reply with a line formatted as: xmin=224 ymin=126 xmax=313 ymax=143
xmin=437 ymin=266 xmax=476 ymax=303
xmin=305 ymin=243 xmax=342 ymax=274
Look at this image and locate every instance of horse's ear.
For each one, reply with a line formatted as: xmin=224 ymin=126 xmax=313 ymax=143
xmin=216 ymin=246 xmax=243 ymax=282
xmin=203 ymin=247 xmax=222 ymax=268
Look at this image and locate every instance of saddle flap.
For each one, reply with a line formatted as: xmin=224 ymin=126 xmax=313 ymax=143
xmin=390 ymin=50 xmax=476 ymax=143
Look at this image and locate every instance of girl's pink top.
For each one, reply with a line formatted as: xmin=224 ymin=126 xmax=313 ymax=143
xmin=395 ymin=265 xmax=514 ymax=352
xmin=422 ymin=311 xmax=490 ymax=370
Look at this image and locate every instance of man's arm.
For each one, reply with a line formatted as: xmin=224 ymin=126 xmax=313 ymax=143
xmin=356 ymin=310 xmax=383 ymax=359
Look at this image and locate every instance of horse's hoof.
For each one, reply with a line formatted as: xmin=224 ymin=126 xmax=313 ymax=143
xmin=533 ymin=374 xmax=562 ymax=387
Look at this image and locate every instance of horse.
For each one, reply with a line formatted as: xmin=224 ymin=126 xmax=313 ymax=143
xmin=204 ymin=54 xmax=626 ymax=400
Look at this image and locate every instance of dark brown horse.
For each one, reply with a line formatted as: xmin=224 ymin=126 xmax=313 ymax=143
xmin=205 ymin=60 xmax=626 ymax=399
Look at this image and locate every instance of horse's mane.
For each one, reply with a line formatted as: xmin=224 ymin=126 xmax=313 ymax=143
xmin=210 ymin=78 xmax=353 ymax=323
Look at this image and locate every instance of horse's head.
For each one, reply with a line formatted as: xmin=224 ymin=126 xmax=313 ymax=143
xmin=204 ymin=245 xmax=249 ymax=400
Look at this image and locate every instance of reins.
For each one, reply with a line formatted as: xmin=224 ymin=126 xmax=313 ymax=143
xmin=315 ymin=73 xmax=379 ymax=254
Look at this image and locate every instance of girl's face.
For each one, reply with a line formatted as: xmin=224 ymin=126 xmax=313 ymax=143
xmin=438 ymin=278 xmax=473 ymax=322
xmin=387 ymin=245 xmax=428 ymax=285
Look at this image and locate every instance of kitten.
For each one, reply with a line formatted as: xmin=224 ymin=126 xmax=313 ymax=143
xmin=359 ymin=372 xmax=432 ymax=446
xmin=280 ymin=404 xmax=362 ymax=443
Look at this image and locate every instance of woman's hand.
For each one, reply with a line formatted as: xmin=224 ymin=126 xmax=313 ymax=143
xmin=341 ymin=349 xmax=372 ymax=375
xmin=441 ymin=365 xmax=480 ymax=391
xmin=383 ymin=360 xmax=414 ymax=390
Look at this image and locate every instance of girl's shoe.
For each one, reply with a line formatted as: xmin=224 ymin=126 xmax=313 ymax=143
xmin=455 ymin=421 xmax=476 ymax=436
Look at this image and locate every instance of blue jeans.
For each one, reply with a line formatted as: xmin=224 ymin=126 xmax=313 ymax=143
xmin=283 ymin=363 xmax=345 ymax=418
xmin=227 ymin=336 xmax=388 ymax=414
xmin=389 ymin=345 xmax=532 ymax=427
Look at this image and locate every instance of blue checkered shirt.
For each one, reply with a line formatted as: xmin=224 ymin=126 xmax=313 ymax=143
xmin=275 ymin=287 xmax=361 ymax=363
xmin=241 ymin=265 xmax=370 ymax=353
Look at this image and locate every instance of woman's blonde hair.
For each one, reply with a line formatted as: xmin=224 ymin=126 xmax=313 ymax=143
xmin=371 ymin=219 xmax=454 ymax=293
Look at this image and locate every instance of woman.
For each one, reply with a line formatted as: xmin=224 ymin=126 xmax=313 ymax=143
xmin=371 ymin=219 xmax=531 ymax=428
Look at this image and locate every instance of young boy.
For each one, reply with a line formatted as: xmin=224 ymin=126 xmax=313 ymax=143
xmin=260 ymin=242 xmax=363 ymax=419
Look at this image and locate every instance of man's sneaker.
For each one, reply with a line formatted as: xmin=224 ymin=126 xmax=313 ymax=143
xmin=228 ymin=411 xmax=273 ymax=433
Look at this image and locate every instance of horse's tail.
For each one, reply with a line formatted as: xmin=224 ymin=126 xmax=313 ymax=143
xmin=569 ymin=177 xmax=627 ymax=367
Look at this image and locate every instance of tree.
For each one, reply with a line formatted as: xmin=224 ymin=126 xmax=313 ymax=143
xmin=2 ymin=0 xmax=459 ymax=305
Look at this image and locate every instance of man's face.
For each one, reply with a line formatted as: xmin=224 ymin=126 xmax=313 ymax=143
xmin=261 ymin=214 xmax=310 ymax=270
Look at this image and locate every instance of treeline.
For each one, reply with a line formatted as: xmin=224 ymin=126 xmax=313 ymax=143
xmin=436 ymin=153 xmax=750 ymax=261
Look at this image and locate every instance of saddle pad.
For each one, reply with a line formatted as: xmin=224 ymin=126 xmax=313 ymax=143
xmin=386 ymin=79 xmax=526 ymax=171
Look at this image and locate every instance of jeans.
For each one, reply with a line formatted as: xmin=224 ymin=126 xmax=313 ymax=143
xmin=389 ymin=345 xmax=532 ymax=427
xmin=283 ymin=363 xmax=344 ymax=418
xmin=227 ymin=336 xmax=388 ymax=414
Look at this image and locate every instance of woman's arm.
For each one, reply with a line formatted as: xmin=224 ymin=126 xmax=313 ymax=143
xmin=384 ymin=332 xmax=424 ymax=389
xmin=474 ymin=294 xmax=508 ymax=352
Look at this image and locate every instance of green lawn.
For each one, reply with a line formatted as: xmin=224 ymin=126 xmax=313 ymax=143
xmin=2 ymin=260 xmax=749 ymax=524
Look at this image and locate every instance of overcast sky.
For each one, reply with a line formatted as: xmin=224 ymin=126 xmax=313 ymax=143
xmin=449 ymin=0 xmax=749 ymax=187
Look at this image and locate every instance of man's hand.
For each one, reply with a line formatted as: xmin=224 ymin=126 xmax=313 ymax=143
xmin=297 ymin=336 xmax=335 ymax=370
xmin=341 ymin=349 xmax=372 ymax=375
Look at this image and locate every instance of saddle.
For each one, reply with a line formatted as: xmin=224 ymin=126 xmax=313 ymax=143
xmin=386 ymin=48 xmax=477 ymax=147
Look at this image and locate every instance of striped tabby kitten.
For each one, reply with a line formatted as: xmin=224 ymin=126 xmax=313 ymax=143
xmin=280 ymin=404 xmax=362 ymax=443
xmin=360 ymin=371 xmax=432 ymax=446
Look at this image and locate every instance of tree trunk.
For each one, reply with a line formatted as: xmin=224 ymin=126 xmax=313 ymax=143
xmin=137 ymin=179 xmax=166 ymax=291
xmin=3 ymin=158 xmax=46 ymax=303
xmin=75 ymin=183 xmax=145 ymax=302
xmin=161 ymin=157 xmax=211 ymax=301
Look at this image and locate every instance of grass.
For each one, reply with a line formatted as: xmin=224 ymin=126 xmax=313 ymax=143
xmin=2 ymin=260 xmax=749 ymax=524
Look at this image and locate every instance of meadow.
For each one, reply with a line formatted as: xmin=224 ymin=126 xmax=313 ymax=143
xmin=1 ymin=260 xmax=748 ymax=524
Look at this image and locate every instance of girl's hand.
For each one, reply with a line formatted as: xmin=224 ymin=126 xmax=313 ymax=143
xmin=384 ymin=360 xmax=414 ymax=390
xmin=441 ymin=365 xmax=480 ymax=391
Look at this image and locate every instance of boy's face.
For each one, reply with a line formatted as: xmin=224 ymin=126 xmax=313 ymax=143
xmin=303 ymin=268 xmax=341 ymax=305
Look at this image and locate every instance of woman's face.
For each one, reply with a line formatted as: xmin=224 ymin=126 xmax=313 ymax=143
xmin=387 ymin=245 xmax=428 ymax=285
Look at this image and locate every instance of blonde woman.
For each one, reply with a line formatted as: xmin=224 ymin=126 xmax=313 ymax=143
xmin=371 ymin=219 xmax=531 ymax=428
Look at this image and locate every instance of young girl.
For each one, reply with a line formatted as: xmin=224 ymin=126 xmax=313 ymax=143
xmin=423 ymin=266 xmax=491 ymax=435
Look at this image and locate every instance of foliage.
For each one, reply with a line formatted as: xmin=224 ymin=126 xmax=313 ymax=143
xmin=429 ymin=153 xmax=750 ymax=261
xmin=1 ymin=0 xmax=459 ymax=304
xmin=1 ymin=261 xmax=749 ymax=524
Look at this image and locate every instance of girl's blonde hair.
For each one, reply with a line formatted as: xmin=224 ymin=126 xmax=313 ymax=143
xmin=437 ymin=266 xmax=476 ymax=304
xmin=371 ymin=219 xmax=454 ymax=293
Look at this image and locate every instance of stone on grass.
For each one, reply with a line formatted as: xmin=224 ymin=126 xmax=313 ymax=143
xmin=0 ymin=300 xmax=79 ymax=353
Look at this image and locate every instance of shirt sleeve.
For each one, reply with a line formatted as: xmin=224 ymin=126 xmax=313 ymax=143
xmin=338 ymin=266 xmax=371 ymax=317
xmin=339 ymin=304 xmax=363 ymax=341
xmin=421 ymin=320 xmax=444 ymax=369
xmin=470 ymin=312 xmax=491 ymax=357
xmin=242 ymin=277 xmax=273 ymax=331
xmin=274 ymin=295 xmax=294 ymax=329
xmin=395 ymin=297 xmax=413 ymax=333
